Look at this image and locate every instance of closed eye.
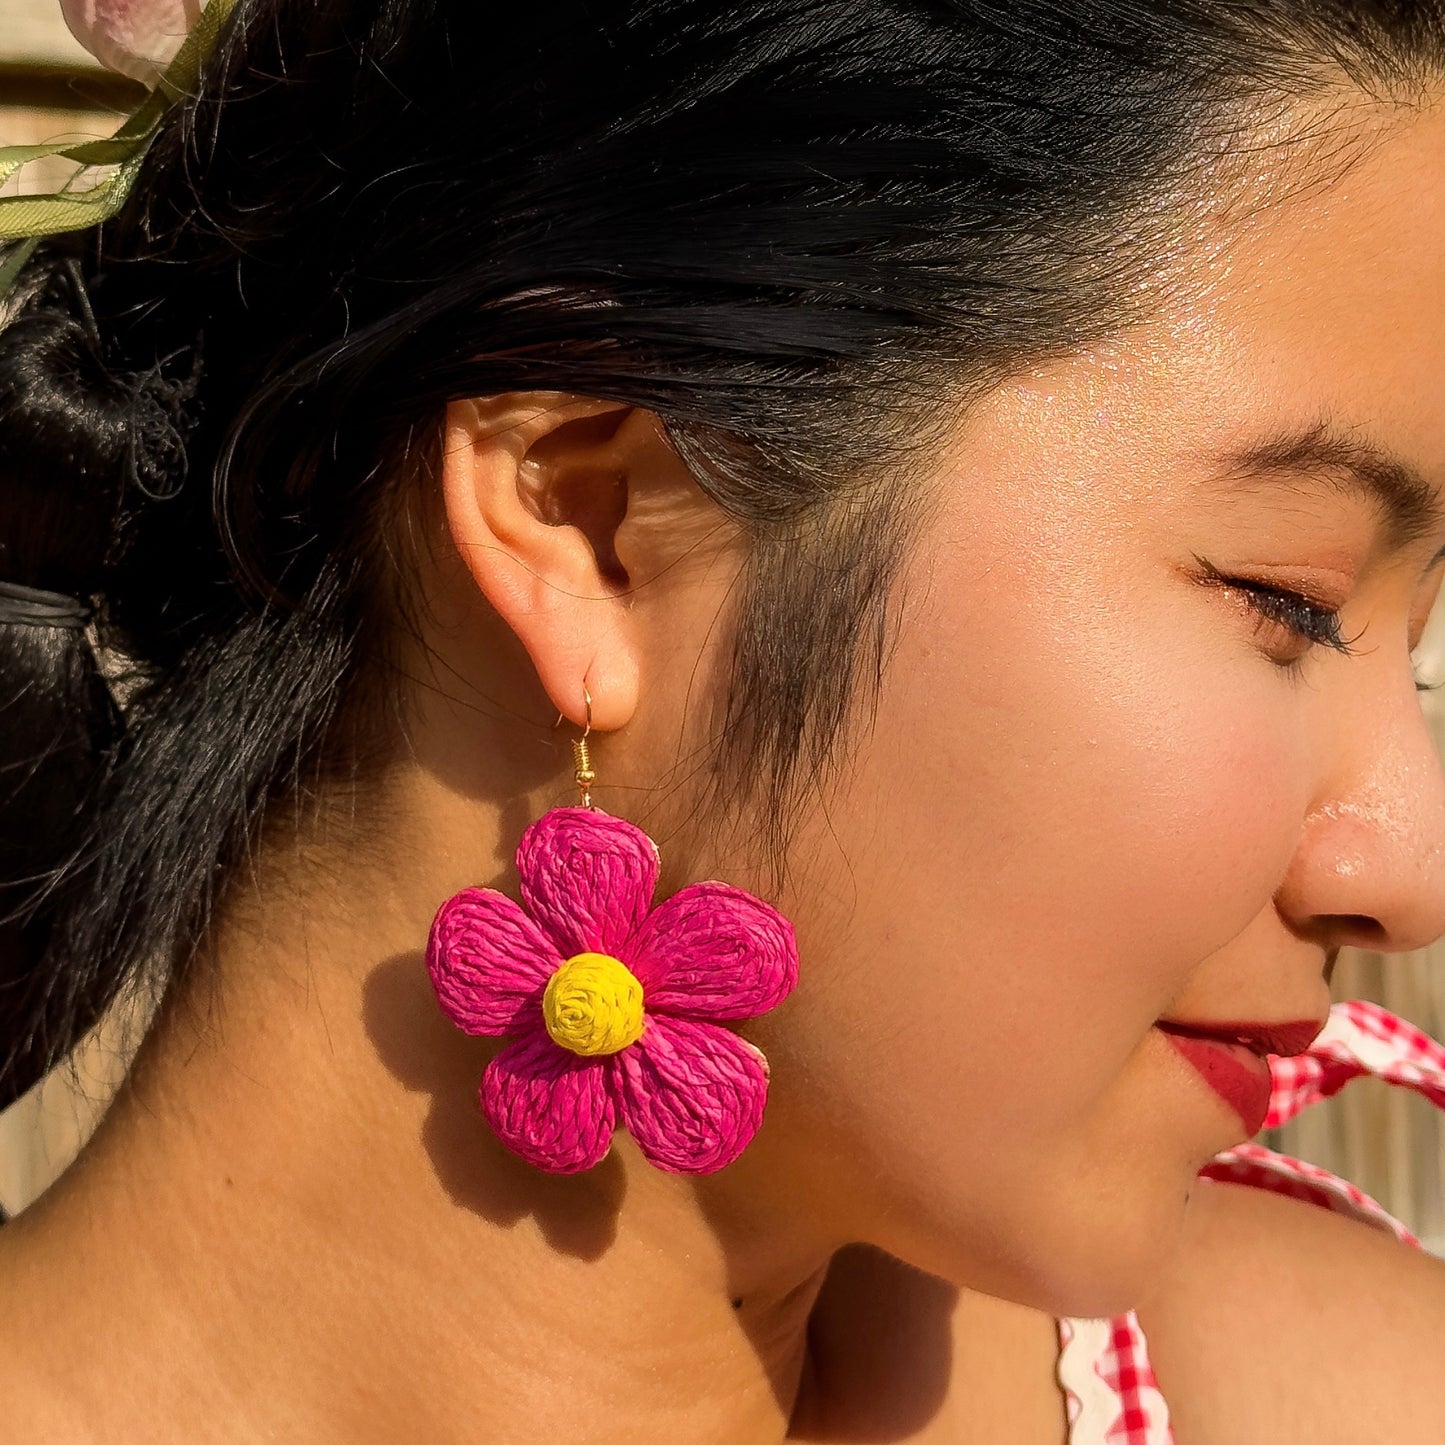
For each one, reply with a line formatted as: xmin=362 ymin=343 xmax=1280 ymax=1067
xmin=1226 ymin=578 xmax=1356 ymax=654
xmin=1190 ymin=554 xmax=1346 ymax=667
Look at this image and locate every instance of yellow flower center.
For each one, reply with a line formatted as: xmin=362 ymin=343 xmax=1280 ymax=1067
xmin=542 ymin=952 xmax=646 ymax=1056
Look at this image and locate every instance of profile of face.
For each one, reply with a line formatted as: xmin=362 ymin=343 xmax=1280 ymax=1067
xmin=749 ymin=101 xmax=1445 ymax=1313
xmin=418 ymin=98 xmax=1445 ymax=1324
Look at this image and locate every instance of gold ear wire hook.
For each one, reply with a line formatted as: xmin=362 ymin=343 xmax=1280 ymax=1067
xmin=571 ymin=684 xmax=596 ymax=809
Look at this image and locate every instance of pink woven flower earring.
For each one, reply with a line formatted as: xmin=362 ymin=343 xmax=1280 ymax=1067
xmin=425 ymin=687 xmax=800 ymax=1175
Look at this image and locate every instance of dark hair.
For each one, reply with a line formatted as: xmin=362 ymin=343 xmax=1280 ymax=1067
xmin=2 ymin=0 xmax=1442 ymax=1108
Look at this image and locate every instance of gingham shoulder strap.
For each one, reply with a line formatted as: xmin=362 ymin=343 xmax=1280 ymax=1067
xmin=1056 ymin=999 xmax=1445 ymax=1444
xmin=1056 ymin=1312 xmax=1171 ymax=1445
xmin=1201 ymin=998 xmax=1445 ymax=1243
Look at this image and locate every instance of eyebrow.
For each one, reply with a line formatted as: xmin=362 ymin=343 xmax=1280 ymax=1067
xmin=1200 ymin=418 xmax=1445 ymax=568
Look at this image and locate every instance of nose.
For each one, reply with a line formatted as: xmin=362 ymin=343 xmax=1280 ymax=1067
xmin=1273 ymin=662 xmax=1445 ymax=954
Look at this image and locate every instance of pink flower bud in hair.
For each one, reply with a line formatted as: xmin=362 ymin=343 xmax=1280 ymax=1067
xmin=59 ymin=0 xmax=206 ymax=86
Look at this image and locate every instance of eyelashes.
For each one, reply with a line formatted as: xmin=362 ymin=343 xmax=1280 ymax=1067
xmin=1192 ymin=555 xmax=1441 ymax=692
xmin=1227 ymin=578 xmax=1359 ymax=654
xmin=1184 ymin=554 xmax=1352 ymax=667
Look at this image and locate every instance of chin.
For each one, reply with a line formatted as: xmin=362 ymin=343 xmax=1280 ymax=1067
xmin=900 ymin=1170 xmax=1196 ymax=1322
xmin=1022 ymin=1182 xmax=1197 ymax=1320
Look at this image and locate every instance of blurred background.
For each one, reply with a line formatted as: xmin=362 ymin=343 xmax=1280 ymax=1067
xmin=4 ymin=0 xmax=1445 ymax=1254
xmin=1 ymin=0 xmax=144 ymax=200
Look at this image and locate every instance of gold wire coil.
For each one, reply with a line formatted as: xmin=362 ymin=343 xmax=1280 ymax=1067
xmin=572 ymin=737 xmax=596 ymax=788
xmin=572 ymin=684 xmax=595 ymax=807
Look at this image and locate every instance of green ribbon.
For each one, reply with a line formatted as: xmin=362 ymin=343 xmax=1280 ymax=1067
xmin=0 ymin=0 xmax=240 ymax=299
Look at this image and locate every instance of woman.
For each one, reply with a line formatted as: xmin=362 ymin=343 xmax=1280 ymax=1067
xmin=3 ymin=0 xmax=1445 ymax=1438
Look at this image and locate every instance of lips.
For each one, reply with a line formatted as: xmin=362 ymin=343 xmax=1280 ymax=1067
xmin=1155 ymin=1018 xmax=1325 ymax=1060
xmin=1154 ymin=1016 xmax=1325 ymax=1138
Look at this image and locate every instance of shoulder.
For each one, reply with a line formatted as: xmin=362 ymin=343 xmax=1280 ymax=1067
xmin=1137 ymin=1178 xmax=1445 ymax=1443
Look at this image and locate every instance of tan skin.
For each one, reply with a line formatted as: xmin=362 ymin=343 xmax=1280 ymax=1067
xmin=5 ymin=87 xmax=1445 ymax=1444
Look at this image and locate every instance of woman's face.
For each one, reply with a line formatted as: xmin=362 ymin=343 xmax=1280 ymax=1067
xmin=738 ymin=99 xmax=1445 ymax=1315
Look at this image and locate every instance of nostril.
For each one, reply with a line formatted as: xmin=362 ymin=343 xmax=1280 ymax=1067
xmin=1283 ymin=914 xmax=1386 ymax=953
xmin=1328 ymin=915 xmax=1387 ymax=950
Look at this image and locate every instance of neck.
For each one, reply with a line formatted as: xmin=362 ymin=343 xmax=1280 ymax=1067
xmin=0 ymin=763 xmax=836 ymax=1443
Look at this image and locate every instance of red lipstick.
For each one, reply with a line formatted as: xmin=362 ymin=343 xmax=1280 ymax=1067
xmin=1155 ymin=1017 xmax=1325 ymax=1137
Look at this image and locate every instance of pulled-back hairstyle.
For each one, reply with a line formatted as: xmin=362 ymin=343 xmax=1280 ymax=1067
xmin=2 ymin=0 xmax=1442 ymax=1108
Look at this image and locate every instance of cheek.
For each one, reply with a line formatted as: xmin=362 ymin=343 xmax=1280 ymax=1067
xmin=766 ymin=503 xmax=1310 ymax=1305
xmin=800 ymin=538 xmax=1305 ymax=1101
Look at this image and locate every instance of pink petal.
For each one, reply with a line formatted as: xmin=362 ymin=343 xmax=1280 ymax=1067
xmin=613 ymin=1015 xmax=770 ymax=1175
xmin=427 ymin=886 xmax=561 ymax=1036
xmin=625 ymin=881 xmax=799 ymax=1020
xmin=480 ymin=1026 xmax=617 ymax=1174
xmin=61 ymin=0 xmax=204 ymax=84
xmin=516 ymin=807 xmax=659 ymax=959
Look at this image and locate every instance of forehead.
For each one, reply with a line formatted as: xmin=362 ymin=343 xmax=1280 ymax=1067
xmin=959 ymin=98 xmax=1445 ymax=534
xmin=1176 ymin=98 xmax=1445 ymax=442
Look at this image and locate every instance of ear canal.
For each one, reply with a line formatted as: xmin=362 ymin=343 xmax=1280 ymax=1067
xmin=532 ymin=465 xmax=629 ymax=590
xmin=521 ymin=406 xmax=635 ymax=591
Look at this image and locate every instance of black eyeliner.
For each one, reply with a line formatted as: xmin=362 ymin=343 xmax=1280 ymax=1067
xmin=1190 ymin=553 xmax=1358 ymax=658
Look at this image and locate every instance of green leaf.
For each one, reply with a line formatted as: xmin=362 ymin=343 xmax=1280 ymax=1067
xmin=0 ymin=134 xmax=147 ymax=188
xmin=0 ymin=150 xmax=150 ymax=240
xmin=0 ymin=0 xmax=242 ymax=285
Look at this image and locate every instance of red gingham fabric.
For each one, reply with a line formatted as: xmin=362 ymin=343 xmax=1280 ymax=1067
xmin=1258 ymin=998 xmax=1445 ymax=1129
xmin=1055 ymin=999 xmax=1445 ymax=1443
xmin=1057 ymin=1313 xmax=1170 ymax=1442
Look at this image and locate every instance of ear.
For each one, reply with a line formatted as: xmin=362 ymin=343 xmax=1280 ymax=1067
xmin=439 ymin=391 xmax=661 ymax=732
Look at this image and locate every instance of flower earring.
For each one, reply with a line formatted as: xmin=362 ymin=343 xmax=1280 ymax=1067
xmin=425 ymin=686 xmax=800 ymax=1175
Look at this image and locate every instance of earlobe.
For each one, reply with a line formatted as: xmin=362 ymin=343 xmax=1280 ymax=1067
xmin=440 ymin=393 xmax=641 ymax=732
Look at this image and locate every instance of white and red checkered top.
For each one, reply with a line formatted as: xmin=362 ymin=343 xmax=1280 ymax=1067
xmin=1054 ymin=999 xmax=1445 ymax=1444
